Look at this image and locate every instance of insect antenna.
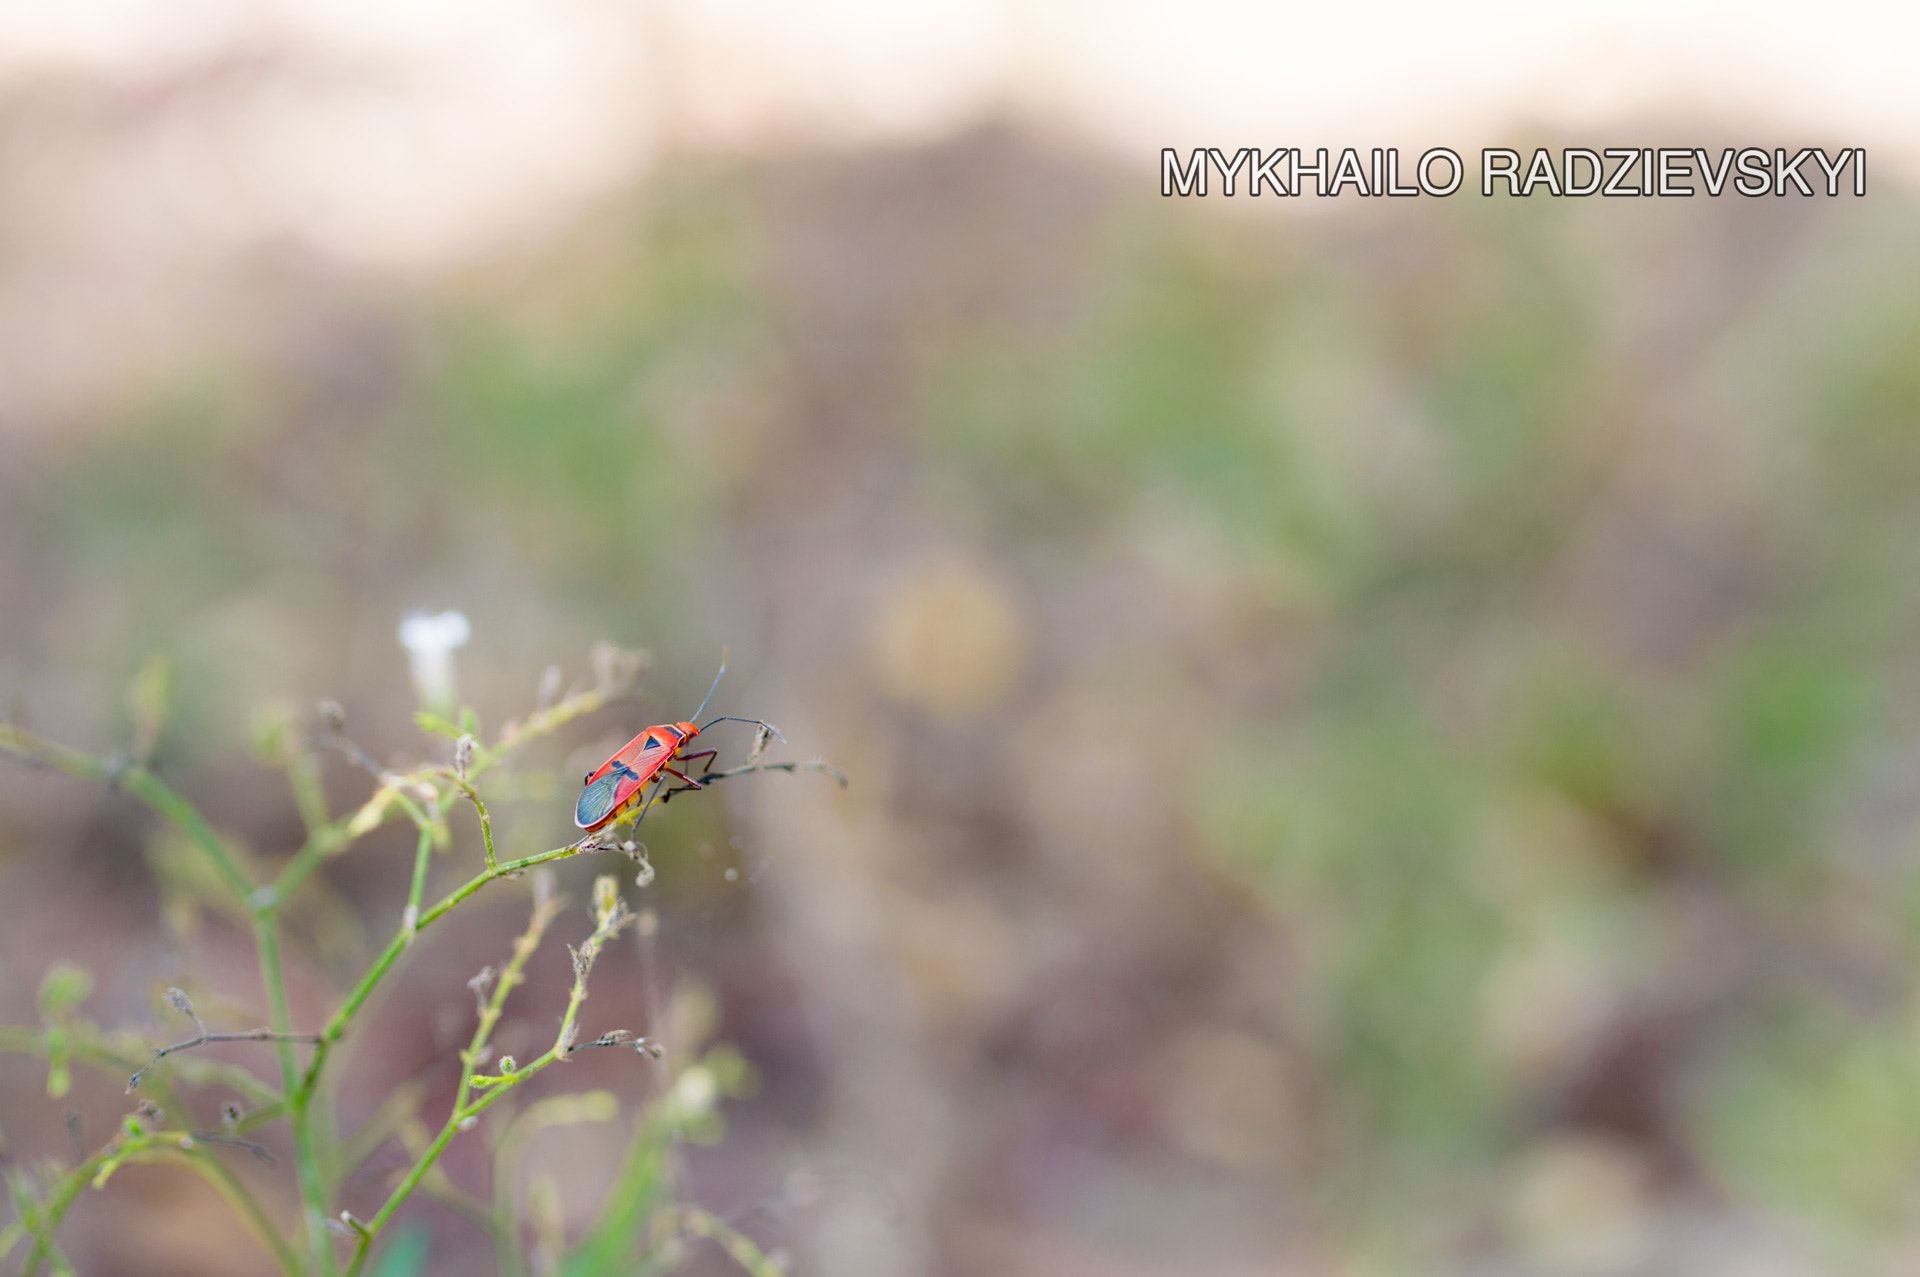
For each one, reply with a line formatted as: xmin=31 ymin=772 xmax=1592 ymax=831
xmin=699 ymin=716 xmax=786 ymax=743
xmin=690 ymin=648 xmax=729 ymax=724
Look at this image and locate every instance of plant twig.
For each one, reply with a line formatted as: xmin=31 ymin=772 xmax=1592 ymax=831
xmin=672 ymin=1206 xmax=789 ymax=1277
xmin=400 ymin=824 xmax=433 ymax=943
xmin=127 ymin=986 xmax=320 ymax=1093
xmin=341 ymin=877 xmax=642 ymax=1277
xmin=0 ymin=1025 xmax=283 ymax=1107
xmin=128 ymin=1027 xmax=321 ymax=1092
xmin=298 ymin=837 xmax=599 ymax=1100
xmin=8 ymin=1169 xmax=77 ymax=1277
xmin=0 ymin=726 xmax=256 ymax=903
xmin=258 ymin=918 xmax=335 ymax=1276
xmin=468 ymin=677 xmax=641 ymax=784
xmin=441 ymin=770 xmax=498 ymax=871
xmin=168 ymin=1145 xmax=302 ymax=1277
xmin=662 ymin=757 xmax=848 ymax=802
xmin=0 ymin=643 xmax=809 ymax=1277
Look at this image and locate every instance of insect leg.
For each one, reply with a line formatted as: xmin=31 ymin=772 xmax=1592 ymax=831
xmin=627 ymin=774 xmax=672 ymax=829
xmin=656 ymin=757 xmax=720 ymax=805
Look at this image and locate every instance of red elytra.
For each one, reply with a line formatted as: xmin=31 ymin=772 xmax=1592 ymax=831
xmin=573 ymin=659 xmax=776 ymax=833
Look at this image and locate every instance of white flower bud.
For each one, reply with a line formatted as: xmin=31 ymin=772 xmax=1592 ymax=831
xmin=398 ymin=611 xmax=471 ymax=714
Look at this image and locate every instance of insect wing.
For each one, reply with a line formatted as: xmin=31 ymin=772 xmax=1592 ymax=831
xmin=575 ymin=770 xmax=627 ymax=830
xmin=612 ymin=729 xmax=674 ymax=769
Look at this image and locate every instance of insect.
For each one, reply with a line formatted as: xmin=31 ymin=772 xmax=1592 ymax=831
xmin=574 ymin=658 xmax=780 ymax=833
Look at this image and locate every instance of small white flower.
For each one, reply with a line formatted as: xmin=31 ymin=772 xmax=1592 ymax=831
xmin=398 ymin=610 xmax=471 ymax=713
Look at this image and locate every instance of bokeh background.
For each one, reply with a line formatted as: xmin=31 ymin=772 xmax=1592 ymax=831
xmin=4 ymin=3 xmax=1920 ymax=1274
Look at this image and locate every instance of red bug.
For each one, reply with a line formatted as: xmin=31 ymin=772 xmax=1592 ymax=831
xmin=574 ymin=659 xmax=780 ymax=833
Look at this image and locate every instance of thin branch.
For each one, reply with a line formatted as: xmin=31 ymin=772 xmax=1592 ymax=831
xmin=183 ymin=1131 xmax=277 ymax=1165
xmin=661 ymin=757 xmax=848 ymax=802
xmin=0 ymin=725 xmax=256 ymax=902
xmin=283 ymin=744 xmax=334 ymax=839
xmin=128 ymin=988 xmax=319 ymax=1093
xmin=128 ymin=1027 xmax=322 ymax=1093
xmin=567 ymin=1029 xmax=662 ymax=1059
xmin=8 ymin=1169 xmax=76 ymax=1277
xmin=342 ymin=877 xmax=641 ymax=1277
xmin=672 ymin=1206 xmax=790 ymax=1277
xmin=441 ymin=770 xmax=498 ymax=872
xmin=468 ymin=675 xmax=642 ymax=784
xmin=0 ymin=1025 xmax=282 ymax=1107
xmin=170 ymin=1146 xmax=303 ymax=1277
xmin=310 ymin=732 xmax=387 ymax=782
xmin=300 ymin=836 xmax=599 ymax=1096
xmin=466 ymin=877 xmax=567 ymax=1076
xmin=401 ymin=824 xmax=433 ymax=943
xmin=258 ymin=919 xmax=334 ymax=1276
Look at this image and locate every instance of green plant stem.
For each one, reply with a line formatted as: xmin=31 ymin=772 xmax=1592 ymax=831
xmin=469 ymin=685 xmax=622 ymax=784
xmin=343 ymin=882 xmax=633 ymax=1277
xmin=126 ymin=769 xmax=257 ymax=900
xmin=169 ymin=1147 xmax=304 ymax=1277
xmin=346 ymin=1028 xmax=584 ymax=1277
xmin=298 ymin=839 xmax=593 ymax=1097
xmin=270 ymin=776 xmax=439 ymax=914
xmin=257 ymin=916 xmax=332 ymax=1277
xmin=342 ymin=891 xmax=565 ymax=1275
xmin=2 ymin=685 xmax=702 ymax=1276
xmin=286 ymin=751 xmax=332 ymax=838
xmin=339 ymin=888 xmax=562 ymax=1264
xmin=341 ymin=1081 xmax=522 ymax=1277
xmin=0 ymin=726 xmax=255 ymax=903
xmin=444 ymin=772 xmax=498 ymax=870
xmin=387 ymin=788 xmax=435 ymax=836
xmin=269 ymin=825 xmax=353 ymax=911
xmin=12 ymin=1124 xmax=182 ymax=1277
xmin=564 ymin=1103 xmax=672 ymax=1277
xmin=7 ymin=1168 xmax=75 ymax=1277
xmin=0 ymin=1025 xmax=282 ymax=1106
xmin=14 ymin=1200 xmax=74 ymax=1277
xmin=402 ymin=824 xmax=433 ymax=941
xmin=469 ymin=893 xmax=565 ymax=1071
xmin=0 ymin=1220 xmax=22 ymax=1265
xmin=673 ymin=1207 xmax=788 ymax=1277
